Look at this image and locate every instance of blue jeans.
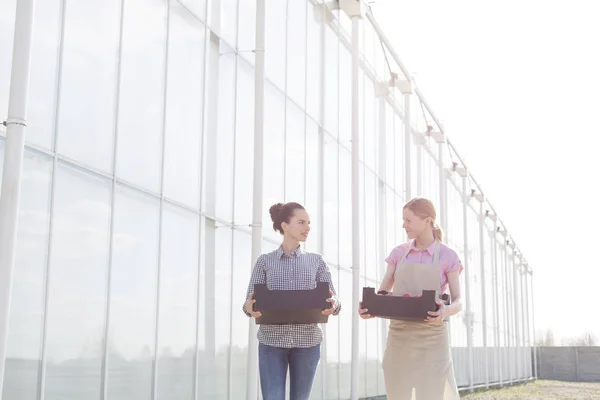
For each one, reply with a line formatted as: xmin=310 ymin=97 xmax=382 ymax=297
xmin=258 ymin=343 xmax=321 ymax=400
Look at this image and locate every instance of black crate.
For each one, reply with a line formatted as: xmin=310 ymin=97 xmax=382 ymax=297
xmin=253 ymin=282 xmax=331 ymax=325
xmin=361 ymin=287 xmax=449 ymax=320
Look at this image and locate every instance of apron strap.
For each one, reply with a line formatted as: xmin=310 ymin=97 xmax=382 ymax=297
xmin=433 ymin=241 xmax=441 ymax=265
xmin=397 ymin=243 xmax=413 ymax=265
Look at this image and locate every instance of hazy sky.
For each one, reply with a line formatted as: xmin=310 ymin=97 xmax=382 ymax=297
xmin=376 ymin=0 xmax=599 ymax=343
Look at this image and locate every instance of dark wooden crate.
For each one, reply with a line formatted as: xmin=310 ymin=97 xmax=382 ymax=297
xmin=361 ymin=287 xmax=449 ymax=320
xmin=253 ymin=282 xmax=331 ymax=325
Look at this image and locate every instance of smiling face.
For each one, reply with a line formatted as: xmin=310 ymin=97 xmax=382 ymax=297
xmin=402 ymin=207 xmax=432 ymax=240
xmin=281 ymin=208 xmax=311 ymax=243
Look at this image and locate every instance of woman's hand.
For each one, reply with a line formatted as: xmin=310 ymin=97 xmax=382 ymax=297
xmin=358 ymin=301 xmax=375 ymax=319
xmin=425 ymin=300 xmax=447 ymax=324
xmin=244 ymin=292 xmax=262 ymax=319
xmin=322 ymin=290 xmax=338 ymax=315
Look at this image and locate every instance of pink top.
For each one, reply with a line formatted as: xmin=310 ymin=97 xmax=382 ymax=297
xmin=385 ymin=240 xmax=463 ymax=294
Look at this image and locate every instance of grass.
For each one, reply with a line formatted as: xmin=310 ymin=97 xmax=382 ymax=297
xmin=460 ymin=380 xmax=600 ymax=399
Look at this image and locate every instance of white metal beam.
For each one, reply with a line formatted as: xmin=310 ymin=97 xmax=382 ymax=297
xmin=246 ymin=0 xmax=266 ymax=397
xmin=0 ymin=0 xmax=36 ymax=392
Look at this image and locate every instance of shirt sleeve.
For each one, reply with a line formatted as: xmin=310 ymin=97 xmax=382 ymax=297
xmin=242 ymin=255 xmax=267 ymax=317
xmin=446 ymin=250 xmax=464 ymax=276
xmin=316 ymin=255 xmax=342 ymax=316
xmin=384 ymin=245 xmax=405 ymax=266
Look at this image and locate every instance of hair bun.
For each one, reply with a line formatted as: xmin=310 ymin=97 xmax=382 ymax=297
xmin=269 ymin=202 xmax=285 ymax=223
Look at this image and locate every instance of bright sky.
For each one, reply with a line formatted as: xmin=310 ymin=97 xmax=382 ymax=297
xmin=376 ymin=0 xmax=599 ymax=343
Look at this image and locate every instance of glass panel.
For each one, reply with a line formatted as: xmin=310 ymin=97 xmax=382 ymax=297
xmin=45 ymin=163 xmax=111 ymax=399
xmin=363 ymin=75 xmax=376 ymax=170
xmin=338 ymin=148 xmax=351 ymax=268
xmin=325 ymin=266 xmax=339 ymax=400
xmin=178 ymin=0 xmax=206 ymax=23
xmin=385 ymin=188 xmax=395 ymax=253
xmin=338 ymin=47 xmax=351 ymax=145
xmin=57 ymin=0 xmax=120 ymax=172
xmin=264 ymin=0 xmax=286 ymax=91
xmin=304 ymin=118 xmax=321 ymax=252
xmin=230 ymin=230 xmax=252 ymax=399
xmin=116 ymin=0 xmax=167 ymax=193
xmin=366 ymin=317 xmax=379 ymax=397
xmin=234 ymin=58 xmax=255 ymax=224
xmin=394 ymin=115 xmax=404 ymax=194
xmin=26 ymin=0 xmax=61 ymax=149
xmin=263 ymin=83 xmax=285 ymax=242
xmin=215 ymin=46 xmax=236 ymax=222
xmin=323 ymin=27 xmax=338 ymax=137
xmin=163 ymin=3 xmax=205 ymax=208
xmin=237 ymin=0 xmax=255 ymax=65
xmin=323 ymin=134 xmax=338 ymax=265
xmin=2 ymin=150 xmax=52 ymax=400
xmin=395 ymin=195 xmax=406 ymax=247
xmin=220 ymin=0 xmax=237 ymax=46
xmin=410 ymin=141 xmax=418 ymax=200
xmin=107 ymin=186 xmax=160 ymax=399
xmin=286 ymin=0 xmax=306 ymax=108
xmin=385 ymin=104 xmax=395 ymax=188
xmin=305 ymin=4 xmax=322 ymax=121
xmin=202 ymin=226 xmax=232 ymax=396
xmin=363 ymin=21 xmax=375 ymax=69
xmin=364 ymin=171 xmax=377 ymax=280
xmin=284 ymin=100 xmax=305 ymax=203
xmin=358 ymin=278 xmax=368 ymax=399
xmin=157 ymin=205 xmax=199 ymax=399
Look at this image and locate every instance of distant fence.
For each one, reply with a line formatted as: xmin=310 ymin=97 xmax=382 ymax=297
xmin=537 ymin=347 xmax=600 ymax=382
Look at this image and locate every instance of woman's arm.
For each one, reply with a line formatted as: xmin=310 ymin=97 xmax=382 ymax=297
xmin=243 ymin=255 xmax=266 ymax=317
xmin=426 ymin=269 xmax=463 ymax=323
xmin=378 ymin=262 xmax=396 ymax=293
xmin=359 ymin=261 xmax=395 ymax=319
xmin=316 ymin=256 xmax=341 ymax=315
xmin=444 ymin=270 xmax=463 ymax=317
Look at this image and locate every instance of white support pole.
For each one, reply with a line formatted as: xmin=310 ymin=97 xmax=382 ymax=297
xmin=416 ymin=139 xmax=422 ymax=196
xmin=0 ymin=0 xmax=36 ymax=392
xmin=479 ymin=202 xmax=489 ymax=388
xmin=461 ymin=177 xmax=474 ymax=390
xmin=523 ymin=270 xmax=531 ymax=378
xmin=404 ymin=94 xmax=411 ymax=200
xmin=438 ymin=144 xmax=451 ymax=346
xmin=519 ymin=265 xmax=529 ymax=379
xmin=506 ymin=253 xmax=517 ymax=382
xmin=350 ymin=14 xmax=361 ymax=400
xmin=377 ymin=85 xmax=388 ymax=361
xmin=492 ymin=223 xmax=502 ymax=386
xmin=530 ymin=271 xmax=538 ymax=379
xmin=316 ymin=5 xmax=327 ymax=398
xmin=246 ymin=0 xmax=265 ymax=397
xmin=438 ymin=143 xmax=447 ymax=233
xmin=512 ymin=257 xmax=520 ymax=380
xmin=503 ymin=242 xmax=511 ymax=382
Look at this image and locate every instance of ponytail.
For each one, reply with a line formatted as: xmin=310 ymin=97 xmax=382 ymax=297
xmin=433 ymin=224 xmax=443 ymax=243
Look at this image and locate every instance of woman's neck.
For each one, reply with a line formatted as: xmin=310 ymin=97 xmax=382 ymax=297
xmin=282 ymin=238 xmax=300 ymax=255
xmin=415 ymin=231 xmax=435 ymax=249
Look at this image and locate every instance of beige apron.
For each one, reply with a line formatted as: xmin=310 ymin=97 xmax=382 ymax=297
xmin=382 ymin=241 xmax=460 ymax=400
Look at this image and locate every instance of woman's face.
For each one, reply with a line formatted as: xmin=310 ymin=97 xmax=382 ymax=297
xmin=402 ymin=208 xmax=431 ymax=240
xmin=282 ymin=209 xmax=311 ymax=242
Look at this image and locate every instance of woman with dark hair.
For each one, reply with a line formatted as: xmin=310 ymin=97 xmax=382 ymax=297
xmin=243 ymin=202 xmax=341 ymax=400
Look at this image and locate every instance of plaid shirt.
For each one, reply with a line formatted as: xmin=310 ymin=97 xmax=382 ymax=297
xmin=243 ymin=246 xmax=341 ymax=348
